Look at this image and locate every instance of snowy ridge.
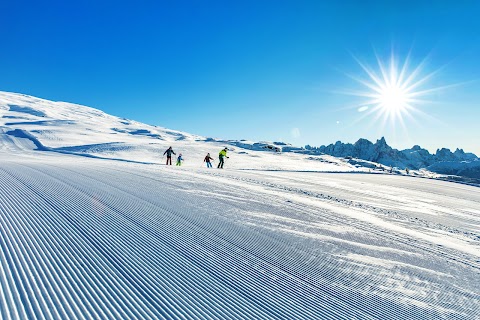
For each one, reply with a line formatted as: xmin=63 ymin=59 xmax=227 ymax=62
xmin=1 ymin=91 xmax=480 ymax=319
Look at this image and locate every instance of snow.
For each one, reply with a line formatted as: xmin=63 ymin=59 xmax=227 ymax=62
xmin=1 ymin=91 xmax=479 ymax=319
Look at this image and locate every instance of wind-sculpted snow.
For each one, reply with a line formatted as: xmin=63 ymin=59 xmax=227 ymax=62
xmin=1 ymin=152 xmax=479 ymax=320
xmin=5 ymin=129 xmax=50 ymax=151
xmin=8 ymin=105 xmax=47 ymax=117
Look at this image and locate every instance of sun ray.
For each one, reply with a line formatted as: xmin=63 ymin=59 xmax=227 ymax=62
xmin=407 ymin=81 xmax=471 ymax=97
xmin=389 ymin=52 xmax=397 ymax=87
xmin=341 ymin=71 xmax=383 ymax=94
xmin=397 ymin=48 xmax=412 ymax=86
xmin=351 ymin=104 xmax=383 ymax=125
xmin=403 ymin=67 xmax=445 ymax=92
xmin=399 ymin=52 xmax=433 ymax=90
xmin=333 ymin=89 xmax=380 ymax=99
xmin=352 ymin=55 xmax=385 ymax=91
xmin=374 ymin=51 xmax=391 ymax=88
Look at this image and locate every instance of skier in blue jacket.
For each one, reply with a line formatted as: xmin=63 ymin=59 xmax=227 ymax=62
xmin=176 ymin=153 xmax=184 ymax=166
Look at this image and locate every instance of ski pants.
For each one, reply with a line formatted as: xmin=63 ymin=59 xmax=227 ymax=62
xmin=166 ymin=156 xmax=172 ymax=165
xmin=206 ymin=161 xmax=212 ymax=168
xmin=218 ymin=156 xmax=224 ymax=168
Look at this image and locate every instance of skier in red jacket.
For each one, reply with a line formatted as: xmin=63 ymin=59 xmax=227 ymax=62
xmin=204 ymin=153 xmax=214 ymax=168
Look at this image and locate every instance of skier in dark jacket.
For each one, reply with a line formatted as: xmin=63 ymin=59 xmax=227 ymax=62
xmin=163 ymin=146 xmax=176 ymax=165
xmin=204 ymin=153 xmax=214 ymax=168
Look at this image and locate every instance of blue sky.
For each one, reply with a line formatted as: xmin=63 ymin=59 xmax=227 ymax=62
xmin=1 ymin=0 xmax=480 ymax=154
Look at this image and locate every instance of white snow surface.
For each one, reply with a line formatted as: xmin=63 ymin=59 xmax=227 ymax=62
xmin=0 ymin=91 xmax=479 ymax=319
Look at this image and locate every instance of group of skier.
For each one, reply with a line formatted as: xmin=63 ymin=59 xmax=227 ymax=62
xmin=163 ymin=146 xmax=229 ymax=168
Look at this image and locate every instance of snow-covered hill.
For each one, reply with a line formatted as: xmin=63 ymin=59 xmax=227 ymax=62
xmin=0 ymin=91 xmax=360 ymax=172
xmin=1 ymin=91 xmax=479 ymax=319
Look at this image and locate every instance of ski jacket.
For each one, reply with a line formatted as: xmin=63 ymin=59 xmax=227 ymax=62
xmin=164 ymin=148 xmax=176 ymax=157
xmin=177 ymin=155 xmax=183 ymax=162
xmin=204 ymin=156 xmax=214 ymax=162
xmin=219 ymin=149 xmax=227 ymax=157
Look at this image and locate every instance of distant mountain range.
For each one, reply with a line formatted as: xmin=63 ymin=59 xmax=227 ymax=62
xmin=306 ymin=137 xmax=480 ymax=179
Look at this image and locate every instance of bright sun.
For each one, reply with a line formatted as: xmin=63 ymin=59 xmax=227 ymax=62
xmin=378 ymin=85 xmax=409 ymax=111
xmin=341 ymin=50 xmax=448 ymax=130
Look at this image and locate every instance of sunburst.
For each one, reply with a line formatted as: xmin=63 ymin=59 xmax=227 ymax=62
xmin=341 ymin=50 xmax=450 ymax=131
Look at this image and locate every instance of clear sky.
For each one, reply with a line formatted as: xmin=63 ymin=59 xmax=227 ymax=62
xmin=1 ymin=0 xmax=480 ymax=154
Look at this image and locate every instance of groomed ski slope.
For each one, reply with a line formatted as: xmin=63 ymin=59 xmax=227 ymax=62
xmin=0 ymin=91 xmax=479 ymax=319
xmin=1 ymin=151 xmax=479 ymax=320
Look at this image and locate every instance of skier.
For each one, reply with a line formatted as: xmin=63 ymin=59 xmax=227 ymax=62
xmin=218 ymin=148 xmax=229 ymax=169
xmin=163 ymin=146 xmax=176 ymax=165
xmin=204 ymin=153 xmax=214 ymax=168
xmin=176 ymin=153 xmax=184 ymax=166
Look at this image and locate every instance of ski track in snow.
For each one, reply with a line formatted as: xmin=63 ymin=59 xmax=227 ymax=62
xmin=1 ymin=153 xmax=479 ymax=320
